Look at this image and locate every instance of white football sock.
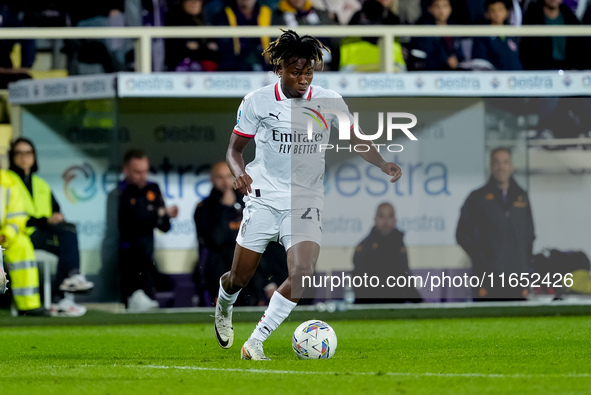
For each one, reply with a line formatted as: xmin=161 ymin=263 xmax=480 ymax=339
xmin=251 ymin=291 xmax=297 ymax=342
xmin=217 ymin=278 xmax=240 ymax=314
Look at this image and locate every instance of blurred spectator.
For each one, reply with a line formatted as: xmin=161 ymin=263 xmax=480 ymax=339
xmin=27 ymin=0 xmax=68 ymax=27
xmin=585 ymin=0 xmax=591 ymax=21
xmin=398 ymin=0 xmax=423 ymax=24
xmin=0 ymin=1 xmax=36 ymax=70
xmin=132 ymin=0 xmax=169 ymax=26
xmin=509 ymin=0 xmax=538 ymax=24
xmin=409 ymin=0 xmax=464 ymax=70
xmin=520 ymin=0 xmax=585 ymax=70
xmin=194 ymin=162 xmax=287 ymax=306
xmin=340 ymin=0 xmax=406 ymax=72
xmin=310 ymin=0 xmax=361 ymax=24
xmin=125 ymin=0 xmax=169 ymax=71
xmin=509 ymin=0 xmax=523 ymax=25
xmin=456 ymin=148 xmax=535 ymax=300
xmin=471 ymin=0 xmax=523 ymax=70
xmin=352 ymin=203 xmax=422 ymax=303
xmin=165 ymin=0 xmax=221 ymax=71
xmin=272 ymin=0 xmax=339 ymax=69
xmin=211 ymin=0 xmax=273 ymax=71
xmin=114 ymin=149 xmax=178 ymax=312
xmin=349 ymin=0 xmax=401 ymax=25
xmin=66 ymin=1 xmax=124 ymax=26
xmin=194 ymin=162 xmax=243 ymax=305
xmin=1 ymin=164 xmax=44 ymax=315
xmin=449 ymin=0 xmax=486 ymax=24
xmin=562 ymin=0 xmax=589 ymax=18
xmin=204 ymin=0 xmax=227 ymax=22
xmin=205 ymin=0 xmax=279 ymax=21
xmin=64 ymin=0 xmax=128 ymax=74
xmin=8 ymin=138 xmax=93 ymax=317
xmin=272 ymin=0 xmax=337 ymax=26
xmin=415 ymin=0 xmax=487 ymax=24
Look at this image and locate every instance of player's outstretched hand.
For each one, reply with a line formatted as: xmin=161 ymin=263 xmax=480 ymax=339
xmin=233 ymin=173 xmax=253 ymax=195
xmin=381 ymin=162 xmax=402 ymax=183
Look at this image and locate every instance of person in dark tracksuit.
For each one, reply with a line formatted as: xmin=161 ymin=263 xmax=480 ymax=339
xmin=456 ymin=147 xmax=535 ymax=300
xmin=353 ymin=203 xmax=423 ymax=303
xmin=115 ymin=149 xmax=178 ymax=312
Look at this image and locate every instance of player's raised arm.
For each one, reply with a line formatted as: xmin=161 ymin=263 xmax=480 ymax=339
xmin=226 ymin=133 xmax=254 ymax=195
xmin=350 ymin=131 xmax=402 ymax=183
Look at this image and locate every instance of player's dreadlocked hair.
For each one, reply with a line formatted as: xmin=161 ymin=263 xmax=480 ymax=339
xmin=263 ymin=29 xmax=330 ymax=72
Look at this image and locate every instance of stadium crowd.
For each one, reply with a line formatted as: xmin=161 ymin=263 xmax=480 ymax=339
xmin=0 ymin=0 xmax=590 ymax=74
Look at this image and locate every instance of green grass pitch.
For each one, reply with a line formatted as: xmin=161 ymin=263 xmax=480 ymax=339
xmin=2 ymin=315 xmax=590 ymax=394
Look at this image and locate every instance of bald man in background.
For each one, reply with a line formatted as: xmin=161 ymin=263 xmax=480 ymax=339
xmin=195 ymin=162 xmax=244 ymax=304
xmin=456 ymin=147 xmax=535 ymax=300
xmin=352 ymin=202 xmax=423 ymax=303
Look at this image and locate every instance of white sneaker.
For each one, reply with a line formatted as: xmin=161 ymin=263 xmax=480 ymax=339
xmin=50 ymin=294 xmax=87 ymax=317
xmin=59 ymin=274 xmax=94 ymax=292
xmin=241 ymin=338 xmax=270 ymax=361
xmin=214 ymin=302 xmax=234 ymax=349
xmin=127 ymin=289 xmax=159 ymax=313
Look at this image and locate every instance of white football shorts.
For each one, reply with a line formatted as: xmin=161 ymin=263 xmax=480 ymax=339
xmin=236 ymin=198 xmax=322 ymax=253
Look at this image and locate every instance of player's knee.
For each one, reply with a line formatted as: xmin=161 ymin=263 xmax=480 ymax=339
xmin=290 ymin=265 xmax=314 ymax=280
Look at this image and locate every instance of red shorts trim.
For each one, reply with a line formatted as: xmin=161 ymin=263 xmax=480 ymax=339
xmin=233 ymin=129 xmax=254 ymax=138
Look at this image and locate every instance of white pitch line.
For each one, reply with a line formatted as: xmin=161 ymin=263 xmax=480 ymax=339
xmin=120 ymin=365 xmax=591 ymax=379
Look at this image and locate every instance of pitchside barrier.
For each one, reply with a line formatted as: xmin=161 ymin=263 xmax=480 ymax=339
xmin=8 ymin=68 xmax=591 ymax=304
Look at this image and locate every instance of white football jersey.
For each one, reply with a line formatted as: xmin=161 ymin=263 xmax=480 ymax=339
xmin=233 ymin=82 xmax=352 ymax=210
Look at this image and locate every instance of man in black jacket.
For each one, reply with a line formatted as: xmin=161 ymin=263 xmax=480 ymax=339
xmin=195 ymin=162 xmax=244 ymax=304
xmin=116 ymin=149 xmax=178 ymax=311
xmin=456 ymin=147 xmax=535 ymax=300
xmin=520 ymin=0 xmax=585 ymax=70
xmin=353 ymin=203 xmax=422 ymax=303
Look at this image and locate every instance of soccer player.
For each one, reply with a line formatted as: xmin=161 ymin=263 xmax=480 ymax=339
xmin=214 ymin=29 xmax=402 ymax=360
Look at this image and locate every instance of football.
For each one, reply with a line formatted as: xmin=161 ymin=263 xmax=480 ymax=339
xmin=292 ymin=320 xmax=338 ymax=359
